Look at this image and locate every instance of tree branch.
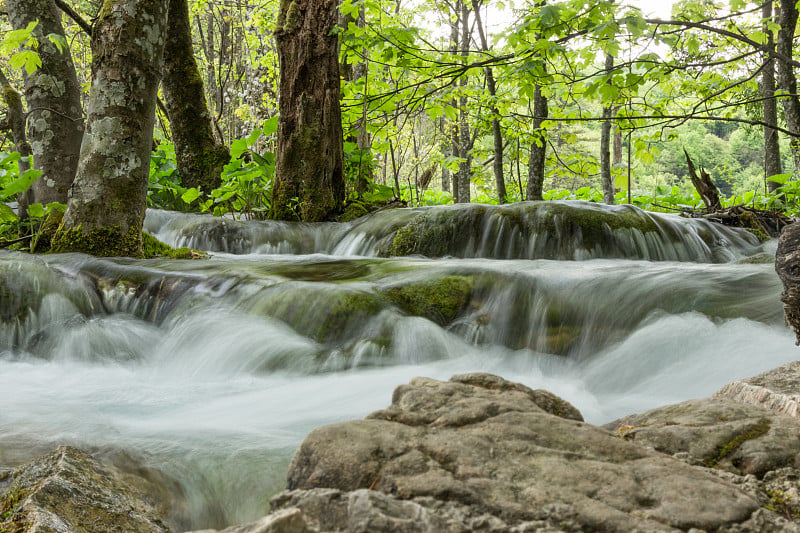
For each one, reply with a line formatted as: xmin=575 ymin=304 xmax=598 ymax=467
xmin=54 ymin=0 xmax=93 ymax=37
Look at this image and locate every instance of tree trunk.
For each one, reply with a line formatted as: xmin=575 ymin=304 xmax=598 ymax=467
xmin=776 ymin=222 xmax=800 ymax=344
xmin=6 ymin=0 xmax=84 ymax=206
xmin=776 ymin=1 xmax=800 ymax=172
xmin=52 ymin=0 xmax=169 ymax=257
xmin=763 ymin=0 xmax=783 ymax=192
xmin=684 ymin=149 xmax=722 ymax=211
xmin=600 ymin=53 xmax=615 ymax=205
xmin=526 ymin=84 xmax=548 ymax=201
xmin=162 ymin=0 xmax=230 ymax=193
xmin=272 ymin=0 xmax=344 ymax=221
xmin=455 ymin=1 xmax=472 ymax=204
xmin=472 ymin=0 xmax=505 ymax=204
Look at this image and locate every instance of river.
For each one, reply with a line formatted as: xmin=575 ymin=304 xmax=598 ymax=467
xmin=0 ymin=201 xmax=796 ymax=529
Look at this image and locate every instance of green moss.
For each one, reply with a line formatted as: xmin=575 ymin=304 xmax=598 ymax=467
xmin=765 ymin=488 xmax=800 ymax=520
xmin=141 ymin=232 xmax=204 ymax=259
xmin=383 ymin=276 xmax=474 ymax=326
xmin=706 ymin=418 xmax=771 ymax=468
xmin=338 ymin=201 xmax=369 ymax=223
xmin=50 ymin=224 xmax=143 ymax=258
xmin=0 ymin=483 xmax=27 ymax=533
xmin=284 ymin=1 xmax=302 ymax=33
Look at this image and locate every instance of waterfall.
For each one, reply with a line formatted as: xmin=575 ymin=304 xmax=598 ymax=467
xmin=0 ymin=201 xmax=792 ymax=530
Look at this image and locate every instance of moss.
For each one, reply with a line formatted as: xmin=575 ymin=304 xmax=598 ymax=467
xmin=383 ymin=276 xmax=474 ymax=326
xmin=0 ymin=483 xmax=28 ymax=533
xmin=50 ymin=224 xmax=143 ymax=258
xmin=706 ymin=418 xmax=771 ymax=468
xmin=338 ymin=201 xmax=369 ymax=223
xmin=141 ymin=232 xmax=204 ymax=259
xmin=765 ymin=488 xmax=800 ymax=520
xmin=540 ymin=326 xmax=582 ymax=355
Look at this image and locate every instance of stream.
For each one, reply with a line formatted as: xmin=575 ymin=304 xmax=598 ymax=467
xmin=0 ymin=201 xmax=796 ymax=529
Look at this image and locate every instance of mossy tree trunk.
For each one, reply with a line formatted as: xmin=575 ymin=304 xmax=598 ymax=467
xmin=776 ymin=1 xmax=800 ymax=173
xmin=162 ymin=0 xmax=230 ymax=193
xmin=272 ymin=0 xmax=344 ymax=221
xmin=6 ymin=0 xmax=84 ymax=206
xmin=51 ymin=0 xmax=168 ymax=257
xmin=762 ymin=0 xmax=782 ymax=192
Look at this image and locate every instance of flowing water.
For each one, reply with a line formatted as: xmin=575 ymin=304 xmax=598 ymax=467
xmin=0 ymin=201 xmax=796 ymax=529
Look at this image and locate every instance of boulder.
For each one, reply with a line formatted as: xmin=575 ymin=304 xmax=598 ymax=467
xmin=715 ymin=361 xmax=800 ymax=418
xmin=0 ymin=446 xmax=169 ymax=532
xmin=607 ymin=398 xmax=800 ymax=478
xmin=282 ymin=373 xmax=772 ymax=531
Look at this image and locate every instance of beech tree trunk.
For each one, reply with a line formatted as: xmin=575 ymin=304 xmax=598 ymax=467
xmin=455 ymin=1 xmax=472 ymax=204
xmin=762 ymin=0 xmax=783 ymax=191
xmin=52 ymin=0 xmax=168 ymax=257
xmin=162 ymin=0 xmax=230 ymax=193
xmin=272 ymin=0 xmax=344 ymax=221
xmin=526 ymin=84 xmax=548 ymax=201
xmin=776 ymin=1 xmax=800 ymax=172
xmin=6 ymin=0 xmax=84 ymax=205
xmin=472 ymin=0 xmax=505 ymax=203
xmin=600 ymin=53 xmax=615 ymax=205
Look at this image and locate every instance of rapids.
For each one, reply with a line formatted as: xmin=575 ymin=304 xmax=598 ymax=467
xmin=0 ymin=201 xmax=796 ymax=529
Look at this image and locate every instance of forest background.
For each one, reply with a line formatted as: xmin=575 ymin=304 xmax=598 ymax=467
xmin=1 ymin=0 xmax=800 ymax=234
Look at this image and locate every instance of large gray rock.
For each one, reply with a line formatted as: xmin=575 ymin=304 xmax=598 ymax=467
xmin=0 ymin=446 xmax=169 ymax=533
xmin=607 ymin=398 xmax=800 ymax=478
xmin=715 ymin=361 xmax=800 ymax=418
xmin=282 ymin=373 xmax=770 ymax=531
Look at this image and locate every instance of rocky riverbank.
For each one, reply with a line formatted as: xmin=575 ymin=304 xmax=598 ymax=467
xmin=3 ymin=365 xmax=800 ymax=532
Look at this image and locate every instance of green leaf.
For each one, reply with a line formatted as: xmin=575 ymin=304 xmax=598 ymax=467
xmin=263 ymin=116 xmax=279 ymax=136
xmin=767 ymin=173 xmax=792 ymax=185
xmin=10 ymin=50 xmax=42 ymax=75
xmin=47 ymin=33 xmax=68 ymax=54
xmin=181 ymin=188 xmax=202 ymax=204
xmin=0 ymin=168 xmax=43 ymax=199
xmin=27 ymin=203 xmax=45 ymax=218
xmin=0 ymin=203 xmax=18 ymax=223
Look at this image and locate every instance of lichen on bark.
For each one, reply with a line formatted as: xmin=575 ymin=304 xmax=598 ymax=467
xmin=52 ymin=0 xmax=168 ymax=258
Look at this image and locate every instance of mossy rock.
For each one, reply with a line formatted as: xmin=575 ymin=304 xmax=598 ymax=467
xmin=382 ymin=275 xmax=474 ymax=326
xmin=141 ymin=232 xmax=204 ymax=259
xmin=338 ymin=201 xmax=370 ymax=223
xmin=377 ymin=202 xmax=669 ymax=259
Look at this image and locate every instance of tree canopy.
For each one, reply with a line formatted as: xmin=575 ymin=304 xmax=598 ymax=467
xmin=0 ymin=0 xmax=799 ymax=254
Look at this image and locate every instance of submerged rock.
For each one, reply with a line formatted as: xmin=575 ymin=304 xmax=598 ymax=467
xmin=0 ymin=446 xmax=169 ymax=532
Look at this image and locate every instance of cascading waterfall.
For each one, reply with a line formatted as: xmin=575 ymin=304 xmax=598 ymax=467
xmin=1 ymin=200 xmax=795 ymax=530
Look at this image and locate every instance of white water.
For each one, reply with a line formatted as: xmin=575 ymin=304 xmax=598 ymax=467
xmin=0 ymin=204 xmax=796 ymax=529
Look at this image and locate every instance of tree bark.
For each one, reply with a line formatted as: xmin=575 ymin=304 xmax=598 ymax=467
xmin=762 ymin=0 xmax=783 ymax=192
xmin=272 ymin=0 xmax=344 ymax=221
xmin=526 ymin=84 xmax=548 ymax=201
xmin=52 ymin=0 xmax=169 ymax=257
xmin=162 ymin=0 xmax=230 ymax=193
xmin=455 ymin=1 xmax=472 ymax=204
xmin=600 ymin=53 xmax=615 ymax=205
xmin=6 ymin=0 xmax=84 ymax=206
xmin=776 ymin=1 xmax=800 ymax=172
xmin=472 ymin=0 xmax=505 ymax=204
xmin=776 ymin=222 xmax=800 ymax=344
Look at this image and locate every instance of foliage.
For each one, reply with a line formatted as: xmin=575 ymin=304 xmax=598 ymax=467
xmin=147 ymin=118 xmax=278 ymax=219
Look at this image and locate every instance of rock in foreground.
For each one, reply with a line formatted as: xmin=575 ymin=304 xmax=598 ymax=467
xmin=274 ymin=373 xmax=786 ymax=532
xmin=0 ymin=446 xmax=168 ymax=532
